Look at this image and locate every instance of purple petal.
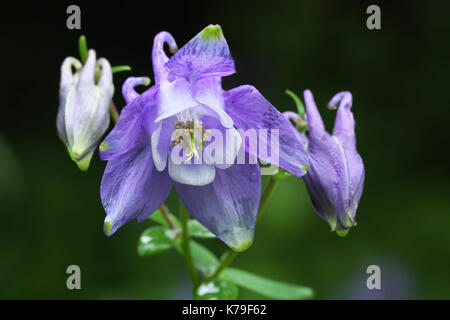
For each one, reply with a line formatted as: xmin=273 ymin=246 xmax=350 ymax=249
xmin=122 ymin=77 xmax=151 ymax=104
xmin=193 ymin=77 xmax=234 ymax=128
xmin=100 ymin=85 xmax=158 ymax=160
xmin=302 ymin=133 xmax=348 ymax=230
xmin=176 ymin=163 xmax=260 ymax=251
xmin=224 ymin=85 xmax=309 ymax=177
xmin=329 ymin=91 xmax=365 ymax=224
xmin=101 ymin=142 xmax=173 ymax=236
xmin=152 ymin=31 xmax=178 ymax=83
xmin=154 ymin=78 xmax=198 ymax=123
xmin=330 ymin=91 xmax=355 ymax=143
xmin=166 ymin=25 xmax=235 ymax=81
xmin=303 ymin=89 xmax=326 ymax=135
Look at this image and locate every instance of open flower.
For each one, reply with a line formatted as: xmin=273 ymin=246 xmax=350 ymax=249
xmin=99 ymin=25 xmax=309 ymax=251
xmin=302 ymin=90 xmax=365 ymax=235
xmin=57 ymin=50 xmax=114 ymax=170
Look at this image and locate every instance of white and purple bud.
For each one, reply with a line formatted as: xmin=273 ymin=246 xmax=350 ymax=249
xmin=57 ymin=49 xmax=114 ymax=170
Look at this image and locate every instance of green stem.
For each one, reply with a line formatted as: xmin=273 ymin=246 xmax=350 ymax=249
xmin=257 ymin=176 xmax=278 ymax=221
xmin=109 ymin=101 xmax=120 ymax=124
xmin=180 ymin=202 xmax=200 ymax=286
xmin=205 ymin=249 xmax=237 ymax=282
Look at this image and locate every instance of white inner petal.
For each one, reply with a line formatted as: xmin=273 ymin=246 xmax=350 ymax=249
xmin=168 ymin=155 xmax=215 ymax=186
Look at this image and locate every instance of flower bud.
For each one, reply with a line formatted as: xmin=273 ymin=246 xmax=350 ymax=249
xmin=57 ymin=50 xmax=114 ymax=170
xmin=303 ymin=90 xmax=365 ymax=235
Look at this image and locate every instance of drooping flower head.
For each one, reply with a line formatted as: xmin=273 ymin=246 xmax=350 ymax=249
xmin=99 ymin=25 xmax=309 ymax=251
xmin=57 ymin=50 xmax=114 ymax=170
xmin=302 ymin=90 xmax=365 ymax=235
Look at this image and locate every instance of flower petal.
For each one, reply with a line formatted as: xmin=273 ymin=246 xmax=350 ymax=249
xmin=193 ymin=77 xmax=234 ymax=128
xmin=166 ymin=25 xmax=235 ymax=81
xmin=65 ymin=80 xmax=111 ymax=160
xmin=329 ymin=91 xmax=365 ymax=224
xmin=100 ymin=86 xmax=158 ymax=160
xmin=58 ymin=57 xmax=82 ymax=146
xmin=151 ymin=116 xmax=175 ymax=171
xmin=59 ymin=57 xmax=81 ymax=98
xmin=168 ymin=147 xmax=216 ymax=186
xmin=122 ymin=77 xmax=151 ymax=104
xmin=303 ymin=89 xmax=326 ymax=135
xmin=78 ymin=49 xmax=96 ymax=85
xmin=175 ymin=163 xmax=260 ymax=251
xmin=302 ymin=134 xmax=346 ymax=230
xmin=96 ymin=58 xmax=114 ymax=95
xmin=152 ymin=31 xmax=178 ymax=83
xmin=224 ymin=85 xmax=309 ymax=177
xmin=154 ymin=78 xmax=199 ymax=123
xmin=200 ymin=115 xmax=242 ymax=169
xmin=101 ymin=142 xmax=173 ymax=236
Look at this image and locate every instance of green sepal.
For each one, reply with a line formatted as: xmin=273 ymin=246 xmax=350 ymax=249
xmin=194 ymin=280 xmax=238 ymax=300
xmin=285 ymin=89 xmax=306 ymax=118
xmin=111 ymin=65 xmax=132 ymax=74
xmin=78 ymin=35 xmax=88 ymax=64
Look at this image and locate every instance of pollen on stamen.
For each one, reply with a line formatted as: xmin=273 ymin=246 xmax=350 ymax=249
xmin=171 ymin=120 xmax=211 ymax=161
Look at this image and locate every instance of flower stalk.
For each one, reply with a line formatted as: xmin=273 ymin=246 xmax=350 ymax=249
xmin=180 ymin=202 xmax=200 ymax=286
xmin=160 ymin=204 xmax=178 ymax=231
xmin=205 ymin=249 xmax=237 ymax=282
xmin=257 ymin=176 xmax=278 ymax=221
xmin=109 ymin=101 xmax=120 ymax=124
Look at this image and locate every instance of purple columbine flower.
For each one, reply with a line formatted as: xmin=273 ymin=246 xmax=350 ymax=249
xmin=99 ymin=25 xmax=309 ymax=251
xmin=302 ymin=89 xmax=365 ymax=235
xmin=57 ymin=50 xmax=114 ymax=170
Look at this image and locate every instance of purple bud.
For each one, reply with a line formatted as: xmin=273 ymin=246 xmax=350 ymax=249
xmin=302 ymin=89 xmax=365 ymax=234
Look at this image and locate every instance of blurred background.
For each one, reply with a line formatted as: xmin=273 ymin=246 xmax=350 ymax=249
xmin=0 ymin=1 xmax=449 ymax=299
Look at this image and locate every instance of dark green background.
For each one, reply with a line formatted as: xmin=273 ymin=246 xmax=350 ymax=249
xmin=1 ymin=1 xmax=449 ymax=299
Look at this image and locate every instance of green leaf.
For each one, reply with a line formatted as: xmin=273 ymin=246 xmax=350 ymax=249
xmin=285 ymin=89 xmax=306 ymax=118
xmin=221 ymin=267 xmax=314 ymax=300
xmin=78 ymin=35 xmax=88 ymax=64
xmin=137 ymin=226 xmax=177 ymax=257
xmin=111 ymin=65 xmax=132 ymax=74
xmin=149 ymin=208 xmax=181 ymax=228
xmin=194 ymin=280 xmax=238 ymax=300
xmin=188 ymin=241 xmax=219 ymax=276
xmin=172 ymin=240 xmax=219 ymax=276
xmin=188 ymin=220 xmax=216 ymax=239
